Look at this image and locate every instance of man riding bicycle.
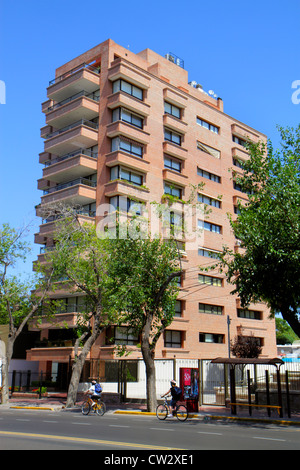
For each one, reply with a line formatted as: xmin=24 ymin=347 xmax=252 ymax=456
xmin=161 ymin=380 xmax=182 ymax=417
xmin=84 ymin=380 xmax=102 ymax=408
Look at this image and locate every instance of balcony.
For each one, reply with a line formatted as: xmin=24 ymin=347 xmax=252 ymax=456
xmin=47 ymin=63 xmax=100 ymax=102
xmin=107 ymin=91 xmax=150 ymax=117
xmin=41 ymin=177 xmax=97 ymax=205
xmin=42 ymin=149 xmax=98 ymax=183
xmin=106 ymin=120 xmax=150 ymax=145
xmin=162 ymin=141 xmax=188 ymax=160
xmin=163 ymin=114 xmax=187 ymax=135
xmin=34 ymin=211 xmax=96 ymax=245
xmin=104 ymin=179 xmax=150 ymax=202
xmin=43 ymin=119 xmax=98 ymax=156
xmin=45 ymin=91 xmax=100 ymax=128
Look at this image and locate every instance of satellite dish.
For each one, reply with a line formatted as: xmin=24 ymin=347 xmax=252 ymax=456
xmin=208 ymin=90 xmax=214 ymax=96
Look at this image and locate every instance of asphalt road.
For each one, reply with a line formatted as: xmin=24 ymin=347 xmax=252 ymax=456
xmin=1 ymin=407 xmax=300 ymax=454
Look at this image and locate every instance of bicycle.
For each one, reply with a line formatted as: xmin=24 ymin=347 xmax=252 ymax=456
xmin=156 ymin=397 xmax=188 ymax=422
xmin=81 ymin=396 xmax=106 ymax=416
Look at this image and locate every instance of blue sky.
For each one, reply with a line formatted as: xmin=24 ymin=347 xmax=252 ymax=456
xmin=0 ymin=0 xmax=299 ymax=277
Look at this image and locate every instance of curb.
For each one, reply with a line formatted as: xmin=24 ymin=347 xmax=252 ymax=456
xmin=10 ymin=406 xmax=56 ymax=411
xmin=113 ymin=409 xmax=300 ymax=426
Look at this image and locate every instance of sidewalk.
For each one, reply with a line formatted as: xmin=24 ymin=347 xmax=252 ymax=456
xmin=2 ymin=394 xmax=300 ymax=426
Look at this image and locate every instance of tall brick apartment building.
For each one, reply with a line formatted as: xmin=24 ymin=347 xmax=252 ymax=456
xmin=28 ymin=39 xmax=277 ymax=378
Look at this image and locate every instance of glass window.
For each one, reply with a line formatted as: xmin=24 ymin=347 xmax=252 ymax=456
xmin=197 ymin=168 xmax=221 ymax=183
xmin=164 ymin=156 xmax=181 ymax=173
xmin=112 ymin=107 xmax=143 ymax=129
xmin=198 ymin=193 xmax=221 ymax=208
xmin=112 ymin=79 xmax=143 ymax=100
xmin=197 ymin=118 xmax=219 ymax=134
xmin=164 ymin=101 xmax=181 ymax=119
xmin=164 ymin=330 xmax=182 ymax=348
xmin=199 ymin=303 xmax=223 ymax=315
xmin=174 ymin=300 xmax=182 ymax=317
xmin=164 ymin=128 xmax=182 ymax=146
xmin=111 ymin=137 xmax=143 ymax=158
xmin=199 ymin=333 xmax=224 ymax=343
xmin=164 ymin=183 xmax=182 ymax=199
xmin=198 ymin=274 xmax=222 ymax=287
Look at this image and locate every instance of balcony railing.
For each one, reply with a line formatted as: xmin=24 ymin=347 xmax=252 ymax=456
xmin=49 ymin=63 xmax=100 ymax=86
xmin=43 ymin=177 xmax=96 ymax=195
xmin=41 ymin=209 xmax=96 ymax=224
xmin=45 ymin=119 xmax=98 ymax=140
xmin=47 ymin=90 xmax=100 ymax=112
xmin=44 ymin=148 xmax=98 ymax=167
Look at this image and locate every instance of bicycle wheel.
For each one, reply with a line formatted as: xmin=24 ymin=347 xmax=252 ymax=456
xmin=156 ymin=404 xmax=168 ymax=420
xmin=81 ymin=401 xmax=91 ymax=415
xmin=95 ymin=401 xmax=106 ymax=416
xmin=176 ymin=405 xmax=188 ymax=422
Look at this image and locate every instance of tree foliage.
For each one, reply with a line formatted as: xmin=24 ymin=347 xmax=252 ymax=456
xmin=231 ymin=332 xmax=262 ymax=358
xmin=106 ymin=219 xmax=182 ymax=411
xmin=0 ymin=223 xmax=52 ymax=404
xmin=218 ymin=125 xmax=300 ymax=337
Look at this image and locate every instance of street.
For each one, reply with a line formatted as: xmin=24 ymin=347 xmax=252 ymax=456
xmin=0 ymin=407 xmax=300 ymax=453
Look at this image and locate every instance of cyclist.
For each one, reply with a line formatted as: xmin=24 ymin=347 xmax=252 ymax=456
xmin=161 ymin=380 xmax=182 ymax=417
xmin=84 ymin=379 xmax=102 ymax=408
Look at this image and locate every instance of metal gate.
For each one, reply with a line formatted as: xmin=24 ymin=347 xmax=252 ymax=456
xmin=200 ymin=360 xmax=228 ymax=405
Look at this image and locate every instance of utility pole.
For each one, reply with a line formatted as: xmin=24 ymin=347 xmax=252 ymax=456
xmin=227 ymin=315 xmax=231 ymax=358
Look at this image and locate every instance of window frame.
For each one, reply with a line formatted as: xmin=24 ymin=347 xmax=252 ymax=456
xmin=112 ymin=79 xmax=143 ymax=101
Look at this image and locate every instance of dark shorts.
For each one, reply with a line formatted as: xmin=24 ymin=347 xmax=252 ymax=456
xmin=170 ymin=399 xmax=178 ymax=407
xmin=92 ymin=395 xmax=101 ymax=400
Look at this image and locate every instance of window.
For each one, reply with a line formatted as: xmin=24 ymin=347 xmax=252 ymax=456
xmin=164 ymin=183 xmax=182 ymax=199
xmin=232 ymin=135 xmax=247 ymax=147
xmin=110 ymin=166 xmax=143 ymax=186
xmin=112 ymin=107 xmax=143 ymax=129
xmin=197 ymin=168 xmax=221 ymax=183
xmin=198 ymin=274 xmax=222 ymax=287
xmin=199 ymin=333 xmax=224 ymax=343
xmin=198 ymin=220 xmax=222 ymax=234
xmin=198 ymin=247 xmax=220 ymax=259
xmin=197 ymin=142 xmax=220 ymax=159
xmin=112 ymin=79 xmax=143 ymax=100
xmin=233 ymin=157 xmax=245 ymax=169
xmin=164 ymin=101 xmax=181 ymax=119
xmin=199 ymin=303 xmax=223 ymax=315
xmin=164 ymin=128 xmax=182 ymax=146
xmin=197 ymin=117 xmax=219 ymax=134
xmin=111 ymin=136 xmax=143 ymax=158
xmin=164 ymin=330 xmax=182 ymax=348
xmin=198 ymin=193 xmax=221 ymax=208
xmin=114 ymin=327 xmax=139 ymax=345
xmin=237 ymin=309 xmax=262 ymax=320
xmin=174 ymin=300 xmax=182 ymax=318
xmin=164 ymin=155 xmax=181 ymax=173
xmin=109 ymin=195 xmax=144 ymax=216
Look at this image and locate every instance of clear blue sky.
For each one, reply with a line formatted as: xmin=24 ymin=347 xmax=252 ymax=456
xmin=0 ymin=0 xmax=299 ymax=276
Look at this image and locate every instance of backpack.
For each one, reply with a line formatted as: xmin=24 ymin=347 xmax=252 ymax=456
xmin=95 ymin=383 xmax=102 ymax=393
xmin=173 ymin=386 xmax=182 ymax=399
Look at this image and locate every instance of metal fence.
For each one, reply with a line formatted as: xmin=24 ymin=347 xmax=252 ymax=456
xmin=3 ymin=359 xmax=300 ymax=415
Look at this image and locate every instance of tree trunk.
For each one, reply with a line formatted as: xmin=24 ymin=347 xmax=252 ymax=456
xmin=65 ymin=314 xmax=103 ymax=408
xmin=1 ymin=336 xmax=15 ymax=405
xmin=141 ymin=314 xmax=157 ymax=412
xmin=65 ymin=349 xmax=88 ymax=408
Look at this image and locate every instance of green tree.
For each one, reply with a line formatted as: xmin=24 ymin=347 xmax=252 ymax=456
xmin=218 ymin=125 xmax=300 ymax=337
xmin=46 ymin=211 xmax=119 ymax=408
xmin=107 ymin=219 xmax=182 ymax=412
xmin=0 ymin=224 xmax=52 ymax=404
xmin=276 ymin=317 xmax=299 ymax=345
